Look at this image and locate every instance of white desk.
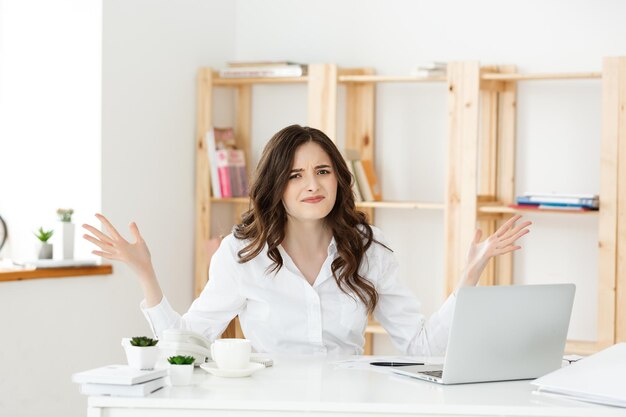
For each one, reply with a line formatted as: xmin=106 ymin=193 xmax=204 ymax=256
xmin=87 ymin=357 xmax=624 ymax=417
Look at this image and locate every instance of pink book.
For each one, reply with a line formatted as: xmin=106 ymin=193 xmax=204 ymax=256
xmin=216 ymin=150 xmax=232 ymax=197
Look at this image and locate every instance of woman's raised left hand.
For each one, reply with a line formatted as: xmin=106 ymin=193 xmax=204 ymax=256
xmin=457 ymin=214 xmax=531 ymax=290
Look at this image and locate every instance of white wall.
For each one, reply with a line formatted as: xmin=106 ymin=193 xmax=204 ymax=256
xmin=0 ymin=1 xmax=235 ymax=416
xmin=2 ymin=1 xmax=625 ymax=415
xmin=231 ymin=0 xmax=626 ymax=353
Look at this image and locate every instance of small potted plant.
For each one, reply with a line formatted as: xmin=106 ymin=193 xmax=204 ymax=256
xmin=122 ymin=336 xmax=159 ymax=370
xmin=56 ymin=208 xmax=74 ymax=260
xmin=34 ymin=227 xmax=54 ymax=259
xmin=167 ymin=355 xmax=196 ymax=386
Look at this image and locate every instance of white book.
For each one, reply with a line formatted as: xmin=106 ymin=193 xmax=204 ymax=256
xmin=345 ymin=160 xmax=363 ymax=202
xmin=205 ymin=128 xmax=222 ymax=198
xmin=79 ymin=377 xmax=166 ymax=397
xmin=72 ymin=365 xmax=167 ymax=386
xmin=413 ymin=61 xmax=447 ymax=70
xmin=532 ymin=343 xmax=626 ymax=408
xmin=219 ymin=65 xmax=304 ymax=78
xmin=523 ymin=192 xmax=599 ymax=200
xmin=352 ymin=160 xmax=374 ymax=202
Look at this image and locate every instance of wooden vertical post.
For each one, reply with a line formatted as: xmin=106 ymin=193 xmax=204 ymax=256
xmin=601 ymin=57 xmax=623 ymax=346
xmin=494 ymin=66 xmax=517 ymax=286
xmin=477 ymin=66 xmax=500 ymax=286
xmin=445 ymin=62 xmax=481 ymax=295
xmin=194 ymin=68 xmax=213 ymax=297
xmin=308 ymin=64 xmax=338 ymax=139
xmin=345 ymin=68 xmax=376 ymax=353
xmin=616 ymin=58 xmax=626 ymax=344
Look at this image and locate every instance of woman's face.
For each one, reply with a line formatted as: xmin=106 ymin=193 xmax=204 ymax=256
xmin=282 ymin=141 xmax=338 ymax=224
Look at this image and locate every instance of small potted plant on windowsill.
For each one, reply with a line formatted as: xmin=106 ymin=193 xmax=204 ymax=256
xmin=56 ymin=208 xmax=75 ymax=260
xmin=167 ymin=355 xmax=196 ymax=386
xmin=35 ymin=227 xmax=54 ymax=259
xmin=122 ymin=336 xmax=159 ymax=370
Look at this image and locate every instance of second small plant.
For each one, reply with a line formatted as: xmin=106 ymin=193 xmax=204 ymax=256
xmin=167 ymin=355 xmax=196 ymax=365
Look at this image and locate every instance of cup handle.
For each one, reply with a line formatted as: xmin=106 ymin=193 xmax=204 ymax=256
xmin=210 ymin=343 xmax=215 ymax=362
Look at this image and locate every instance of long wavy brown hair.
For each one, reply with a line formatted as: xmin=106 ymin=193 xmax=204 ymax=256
xmin=234 ymin=124 xmax=388 ymax=313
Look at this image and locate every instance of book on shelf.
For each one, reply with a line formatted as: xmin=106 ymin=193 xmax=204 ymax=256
xmin=219 ymin=64 xmax=307 ymax=78
xmin=226 ymin=60 xmax=305 ymax=67
xmin=79 ymin=377 xmax=166 ymax=397
xmin=345 ymin=159 xmax=363 ymax=202
xmin=352 ymin=159 xmax=382 ymax=202
xmin=509 ymin=204 xmax=594 ymax=212
xmin=410 ymin=62 xmax=447 ymax=77
xmin=215 ymin=149 xmax=249 ymax=198
xmin=516 ymin=193 xmax=599 ymax=209
xmin=72 ymin=365 xmax=167 ymax=385
xmin=206 ymin=127 xmax=237 ymax=198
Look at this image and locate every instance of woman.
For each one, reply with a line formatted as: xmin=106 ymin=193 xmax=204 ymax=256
xmin=83 ymin=125 xmax=530 ymax=356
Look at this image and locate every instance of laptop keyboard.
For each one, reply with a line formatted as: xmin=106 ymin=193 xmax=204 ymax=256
xmin=420 ymin=370 xmax=443 ymax=378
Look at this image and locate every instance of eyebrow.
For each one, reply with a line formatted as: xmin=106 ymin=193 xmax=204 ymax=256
xmin=289 ymin=164 xmax=331 ymax=173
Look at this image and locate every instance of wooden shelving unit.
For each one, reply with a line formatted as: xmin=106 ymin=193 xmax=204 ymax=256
xmin=451 ymin=58 xmax=626 ymax=355
xmin=195 ymin=58 xmax=625 ymax=355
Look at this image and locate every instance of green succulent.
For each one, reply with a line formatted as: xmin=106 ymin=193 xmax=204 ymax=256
xmin=167 ymin=355 xmax=196 ymax=365
xmin=34 ymin=227 xmax=54 ymax=243
xmin=130 ymin=336 xmax=158 ymax=347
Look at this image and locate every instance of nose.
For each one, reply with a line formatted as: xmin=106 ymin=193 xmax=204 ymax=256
xmin=306 ymin=173 xmax=320 ymax=192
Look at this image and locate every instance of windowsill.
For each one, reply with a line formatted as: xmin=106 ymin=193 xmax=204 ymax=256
xmin=0 ymin=264 xmax=113 ymax=282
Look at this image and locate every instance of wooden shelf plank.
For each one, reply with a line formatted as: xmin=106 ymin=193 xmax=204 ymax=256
xmin=0 ymin=264 xmax=113 ymax=282
xmin=481 ymin=72 xmax=601 ymax=81
xmin=210 ymin=197 xmax=445 ymax=210
xmin=339 ymin=75 xmax=446 ymax=83
xmin=211 ymin=197 xmax=250 ymax=204
xmin=357 ymin=201 xmax=445 ymax=210
xmin=479 ymin=205 xmax=599 ymax=215
xmin=213 ymin=76 xmax=309 ymax=85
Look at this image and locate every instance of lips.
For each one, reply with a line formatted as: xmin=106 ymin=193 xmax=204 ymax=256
xmin=302 ymin=196 xmax=325 ymax=203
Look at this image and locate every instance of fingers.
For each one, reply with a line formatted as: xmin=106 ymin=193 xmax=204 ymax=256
xmin=82 ymin=223 xmax=114 ymax=245
xmin=92 ymin=250 xmax=116 ymax=260
xmin=95 ymin=213 xmax=125 ymax=241
xmin=473 ymin=229 xmax=483 ymax=244
xmin=498 ymin=228 xmax=530 ymax=248
xmin=83 ymin=233 xmax=114 ymax=252
xmin=495 ymin=214 xmax=522 ymax=237
xmin=129 ymin=222 xmax=143 ymax=243
xmin=495 ymin=245 xmax=522 ymax=256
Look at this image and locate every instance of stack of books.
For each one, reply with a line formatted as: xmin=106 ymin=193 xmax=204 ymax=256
xmin=512 ymin=192 xmax=599 ymax=211
xmin=205 ymin=127 xmax=249 ymax=198
xmin=219 ymin=61 xmax=307 ymax=78
xmin=344 ymin=149 xmax=382 ymax=202
xmin=410 ymin=61 xmax=447 ymax=77
xmin=72 ymin=364 xmax=167 ymax=397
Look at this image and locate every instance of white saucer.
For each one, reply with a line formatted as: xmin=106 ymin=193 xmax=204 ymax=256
xmin=200 ymin=362 xmax=265 ymax=378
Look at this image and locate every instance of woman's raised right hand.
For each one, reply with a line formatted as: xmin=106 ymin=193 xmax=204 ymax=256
xmin=82 ymin=213 xmax=155 ymax=279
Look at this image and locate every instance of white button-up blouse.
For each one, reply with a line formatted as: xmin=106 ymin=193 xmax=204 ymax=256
xmin=141 ymin=226 xmax=456 ymax=356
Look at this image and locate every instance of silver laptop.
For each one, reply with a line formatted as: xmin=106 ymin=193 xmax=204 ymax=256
xmin=392 ymin=284 xmax=575 ymax=385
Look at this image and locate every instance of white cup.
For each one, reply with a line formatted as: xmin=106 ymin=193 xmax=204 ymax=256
xmin=210 ymin=338 xmax=251 ymax=370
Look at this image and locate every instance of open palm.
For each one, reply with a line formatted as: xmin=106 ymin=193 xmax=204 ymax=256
xmin=82 ymin=213 xmax=153 ymax=276
xmin=464 ymin=214 xmax=531 ymax=286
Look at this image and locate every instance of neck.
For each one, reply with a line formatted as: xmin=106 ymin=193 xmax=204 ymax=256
xmin=282 ymin=218 xmax=333 ymax=253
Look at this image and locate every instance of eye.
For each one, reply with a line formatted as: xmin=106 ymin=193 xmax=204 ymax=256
xmin=317 ymin=169 xmax=331 ymax=175
xmin=289 ymin=173 xmax=301 ymax=180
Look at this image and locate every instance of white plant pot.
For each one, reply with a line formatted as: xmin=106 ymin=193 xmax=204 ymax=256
xmin=123 ymin=344 xmax=160 ymax=370
xmin=169 ymin=364 xmax=194 ymax=386
xmin=56 ymin=222 xmax=75 ymax=260
xmin=38 ymin=242 xmax=53 ymax=259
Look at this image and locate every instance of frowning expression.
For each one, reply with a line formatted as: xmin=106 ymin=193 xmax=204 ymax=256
xmin=282 ymin=141 xmax=338 ymax=223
